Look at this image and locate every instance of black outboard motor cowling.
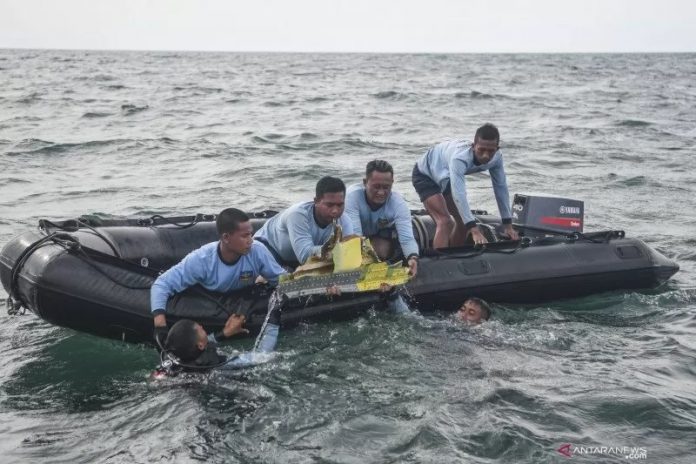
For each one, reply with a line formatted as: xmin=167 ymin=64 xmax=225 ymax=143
xmin=512 ymin=194 xmax=584 ymax=237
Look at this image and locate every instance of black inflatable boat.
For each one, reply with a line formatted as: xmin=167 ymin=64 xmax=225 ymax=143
xmin=0 ymin=206 xmax=679 ymax=344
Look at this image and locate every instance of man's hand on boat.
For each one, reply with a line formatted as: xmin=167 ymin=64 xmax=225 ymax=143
xmin=153 ymin=314 xmax=168 ymax=348
xmin=500 ymin=224 xmax=520 ymax=241
xmin=223 ymin=314 xmax=249 ymax=338
xmin=470 ymin=224 xmax=519 ymax=245
xmin=326 ymin=284 xmax=341 ymax=296
xmin=407 ymin=256 xmax=418 ymax=277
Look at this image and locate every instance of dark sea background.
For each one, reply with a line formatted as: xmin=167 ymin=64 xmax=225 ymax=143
xmin=0 ymin=50 xmax=695 ymax=463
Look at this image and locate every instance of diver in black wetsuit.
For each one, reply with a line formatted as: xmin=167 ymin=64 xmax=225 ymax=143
xmin=154 ymin=313 xmax=275 ymax=378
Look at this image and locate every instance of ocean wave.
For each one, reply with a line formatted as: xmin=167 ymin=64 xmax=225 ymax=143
xmin=613 ymin=175 xmax=647 ymax=187
xmin=172 ymin=86 xmax=223 ymax=94
xmin=616 ymin=119 xmax=652 ymax=127
xmin=5 ymin=138 xmax=130 ymax=156
xmin=103 ymin=84 xmax=127 ymax=90
xmin=262 ymin=100 xmax=297 ymax=107
xmin=121 ymin=104 xmax=149 ymax=115
xmin=62 ymin=187 xmax=123 ymax=196
xmin=81 ymin=112 xmax=112 ymax=119
xmin=251 ymin=134 xmax=286 ymax=144
xmin=0 ymin=177 xmax=31 ymax=185
xmin=455 ymin=90 xmax=493 ymax=99
xmin=265 ymin=136 xmax=402 ymax=152
xmin=372 ymin=90 xmax=404 ymax=100
xmin=16 ymin=92 xmax=43 ymax=104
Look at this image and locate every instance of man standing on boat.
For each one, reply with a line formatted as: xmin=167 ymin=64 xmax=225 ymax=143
xmin=254 ymin=176 xmax=354 ymax=266
xmin=345 ymin=159 xmax=419 ymax=277
xmin=150 ymin=208 xmax=286 ymax=351
xmin=412 ymin=123 xmax=519 ymax=248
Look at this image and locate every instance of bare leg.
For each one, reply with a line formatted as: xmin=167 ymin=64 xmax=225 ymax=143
xmin=423 ymin=194 xmax=454 ymax=249
xmin=369 ymin=236 xmax=393 ymax=260
xmin=444 ymin=192 xmax=469 ymax=246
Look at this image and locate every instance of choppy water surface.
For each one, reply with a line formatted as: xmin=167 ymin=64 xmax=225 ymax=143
xmin=1 ymin=50 xmax=695 ymax=463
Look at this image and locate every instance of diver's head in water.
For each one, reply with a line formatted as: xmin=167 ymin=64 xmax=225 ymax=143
xmin=165 ymin=319 xmax=209 ymax=362
xmin=457 ymin=297 xmax=491 ymax=325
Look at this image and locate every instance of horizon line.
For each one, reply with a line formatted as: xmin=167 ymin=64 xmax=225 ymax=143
xmin=2 ymin=46 xmax=695 ymax=55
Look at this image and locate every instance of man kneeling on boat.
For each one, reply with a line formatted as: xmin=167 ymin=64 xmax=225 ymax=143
xmin=254 ymin=176 xmax=355 ymax=267
xmin=345 ymin=159 xmax=419 ymax=277
xmin=256 ymin=175 xmax=412 ymax=314
xmin=150 ymin=208 xmax=286 ymax=351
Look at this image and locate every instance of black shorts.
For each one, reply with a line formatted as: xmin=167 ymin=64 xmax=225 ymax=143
xmin=412 ymin=164 xmax=450 ymax=202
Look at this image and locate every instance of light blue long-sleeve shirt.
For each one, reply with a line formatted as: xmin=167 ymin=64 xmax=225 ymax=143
xmin=150 ymin=241 xmax=285 ymax=313
xmin=416 ymin=140 xmax=513 ymax=225
xmin=253 ymin=201 xmax=354 ymax=264
xmin=344 ymin=183 xmax=419 ymax=258
xmin=208 ymin=323 xmax=278 ymax=370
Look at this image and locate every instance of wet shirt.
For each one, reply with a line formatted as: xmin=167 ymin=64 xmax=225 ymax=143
xmin=253 ymin=201 xmax=354 ymax=264
xmin=416 ymin=140 xmax=512 ymax=225
xmin=209 ymin=323 xmax=278 ymax=370
xmin=344 ymin=183 xmax=419 ymax=258
xmin=150 ymin=241 xmax=285 ymax=312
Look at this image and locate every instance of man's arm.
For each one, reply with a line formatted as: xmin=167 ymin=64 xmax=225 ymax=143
xmin=257 ymin=245 xmax=287 ymax=284
xmin=393 ymin=195 xmax=419 ymax=258
xmin=287 ymin=209 xmax=322 ymax=264
xmin=150 ymin=251 xmax=207 ymax=327
xmin=339 ymin=212 xmax=354 ymax=236
xmin=489 ymin=155 xmax=513 ymax=222
xmin=344 ymin=191 xmax=364 ymax=236
xmin=213 ymin=315 xmax=279 ymax=370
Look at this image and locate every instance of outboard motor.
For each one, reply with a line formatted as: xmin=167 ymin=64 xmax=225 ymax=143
xmin=512 ymin=194 xmax=584 ymax=238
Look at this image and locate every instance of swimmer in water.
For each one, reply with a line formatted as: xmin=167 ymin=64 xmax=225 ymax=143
xmin=457 ymin=297 xmax=491 ymax=325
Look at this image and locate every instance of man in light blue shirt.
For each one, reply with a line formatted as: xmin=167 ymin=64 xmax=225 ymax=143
xmin=345 ymin=160 xmax=419 ymax=277
xmin=412 ymin=123 xmax=519 ymax=248
xmin=151 ymin=208 xmax=286 ymax=357
xmin=254 ymin=176 xmax=354 ymax=266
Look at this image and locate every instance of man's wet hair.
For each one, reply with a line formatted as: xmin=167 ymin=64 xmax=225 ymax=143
xmin=366 ymin=159 xmax=393 ymax=178
xmin=467 ymin=297 xmax=491 ymax=320
xmin=474 ymin=123 xmax=500 ymax=144
xmin=315 ymin=176 xmax=346 ymax=199
xmin=165 ymin=319 xmax=202 ymax=361
xmin=216 ymin=208 xmax=249 ymax=236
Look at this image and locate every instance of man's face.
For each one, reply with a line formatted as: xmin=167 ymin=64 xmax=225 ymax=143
xmin=314 ymin=191 xmax=346 ymax=225
xmin=472 ymin=137 xmax=499 ymax=165
xmin=221 ymin=221 xmax=254 ymax=255
xmin=364 ymin=170 xmax=393 ymax=207
xmin=457 ymin=300 xmax=485 ymax=325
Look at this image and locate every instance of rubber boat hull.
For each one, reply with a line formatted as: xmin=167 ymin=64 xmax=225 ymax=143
xmin=0 ymin=214 xmax=679 ymax=344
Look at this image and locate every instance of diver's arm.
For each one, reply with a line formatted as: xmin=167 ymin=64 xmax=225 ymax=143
xmin=216 ymin=324 xmax=279 ymax=370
